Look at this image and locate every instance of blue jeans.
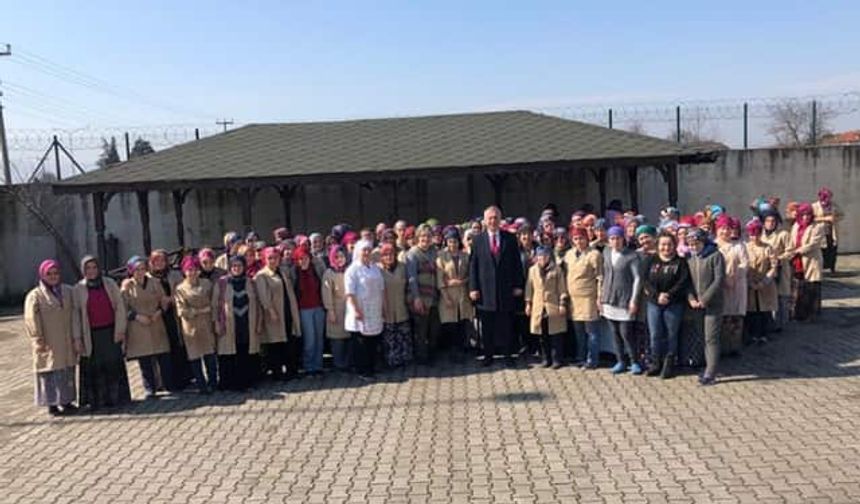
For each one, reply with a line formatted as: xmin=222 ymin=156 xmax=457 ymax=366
xmin=329 ymin=338 xmax=353 ymax=370
xmin=573 ymin=321 xmax=601 ymax=365
xmin=301 ymin=307 xmax=326 ymax=372
xmin=646 ymin=301 xmax=684 ymax=358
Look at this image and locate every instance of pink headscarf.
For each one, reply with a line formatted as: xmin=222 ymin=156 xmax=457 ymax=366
xmin=715 ymin=214 xmax=732 ymax=230
xmin=197 ymin=248 xmax=216 ymax=261
xmin=38 ymin=259 xmax=63 ymax=304
xmin=261 ymin=246 xmax=280 ymax=263
xmin=341 ymin=231 xmax=359 ymax=246
xmin=745 ymin=218 xmax=763 ymax=237
xmin=328 ymin=245 xmax=347 ymax=273
xmin=818 ymin=186 xmax=833 ymax=210
xmin=180 ymin=256 xmax=200 ymax=274
xmin=39 ymin=259 xmax=60 ymax=282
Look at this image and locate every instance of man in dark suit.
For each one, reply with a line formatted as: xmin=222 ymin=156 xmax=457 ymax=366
xmin=469 ymin=205 xmax=525 ymax=367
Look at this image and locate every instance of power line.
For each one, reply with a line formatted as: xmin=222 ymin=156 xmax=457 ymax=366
xmin=216 ymin=118 xmax=234 ymax=132
xmin=10 ymin=46 xmax=213 ymax=121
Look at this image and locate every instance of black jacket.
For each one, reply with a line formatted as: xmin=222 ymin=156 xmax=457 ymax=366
xmin=469 ymin=231 xmax=525 ymax=312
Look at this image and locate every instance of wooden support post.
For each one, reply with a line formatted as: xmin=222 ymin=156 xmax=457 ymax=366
xmin=136 ymin=190 xmax=152 ymax=255
xmin=485 ymin=174 xmax=508 ymax=209
xmin=666 ymin=164 xmax=679 ymax=207
xmin=238 ymin=188 xmax=254 ymax=231
xmin=278 ymin=185 xmax=297 ymax=229
xmin=93 ymin=192 xmax=108 ymax=264
xmin=598 ymin=168 xmax=607 ymax=215
xmin=390 ymin=180 xmax=400 ymax=222
xmin=627 ymin=166 xmax=639 ymax=212
xmin=172 ymin=189 xmax=189 ymax=247
xmin=467 ymin=174 xmax=476 ymax=215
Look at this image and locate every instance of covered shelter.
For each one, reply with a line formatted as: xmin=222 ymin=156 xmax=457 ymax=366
xmin=53 ymin=110 xmax=720 ymax=262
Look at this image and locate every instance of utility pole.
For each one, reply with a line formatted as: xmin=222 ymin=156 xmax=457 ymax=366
xmin=216 ymin=118 xmax=234 ymax=133
xmin=1 ymin=44 xmax=12 ymax=185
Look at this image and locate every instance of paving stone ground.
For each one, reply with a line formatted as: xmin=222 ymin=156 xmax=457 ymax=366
xmin=1 ymin=257 xmax=860 ymax=503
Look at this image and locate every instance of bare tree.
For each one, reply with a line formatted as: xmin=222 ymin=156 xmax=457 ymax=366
xmin=665 ymin=108 xmax=722 ymax=144
xmin=626 ymin=119 xmax=647 ymax=135
xmin=767 ymin=99 xmax=835 ymax=146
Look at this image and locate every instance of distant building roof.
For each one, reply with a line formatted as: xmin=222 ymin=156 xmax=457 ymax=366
xmin=821 ymin=130 xmax=860 ymax=145
xmin=54 ymin=110 xmax=721 ymax=193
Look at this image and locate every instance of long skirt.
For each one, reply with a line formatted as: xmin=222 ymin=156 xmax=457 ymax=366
xmin=219 ymin=346 xmax=259 ymax=391
xmin=793 ymin=279 xmax=821 ymax=322
xmin=382 ymin=321 xmax=413 ymax=367
xmin=79 ymin=326 xmax=131 ymax=409
xmin=34 ymin=367 xmax=76 ymax=407
xmin=720 ymin=316 xmax=744 ymax=356
xmin=163 ymin=307 xmax=192 ymax=390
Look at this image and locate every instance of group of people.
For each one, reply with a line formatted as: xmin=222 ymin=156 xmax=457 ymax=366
xmin=23 ymin=186 xmax=842 ymax=415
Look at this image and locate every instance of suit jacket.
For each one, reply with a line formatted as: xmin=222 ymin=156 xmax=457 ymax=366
xmin=468 ymin=230 xmax=524 ymax=312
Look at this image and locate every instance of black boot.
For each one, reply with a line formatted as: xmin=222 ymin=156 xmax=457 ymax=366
xmin=48 ymin=406 xmax=61 ymax=416
xmin=661 ymin=354 xmax=675 ymax=379
xmin=646 ymin=356 xmax=662 ymax=377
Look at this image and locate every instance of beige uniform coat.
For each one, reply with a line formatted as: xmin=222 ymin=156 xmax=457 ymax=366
xmin=717 ymin=241 xmax=749 ymax=316
xmin=174 ymin=279 xmax=217 ymax=360
xmin=254 ymin=267 xmax=301 ymax=343
xmin=761 ymin=229 xmax=794 ymax=297
xmin=745 ymin=241 xmax=779 ymax=313
xmin=212 ymin=277 xmax=262 ymax=355
xmin=380 ymin=262 xmax=410 ymax=324
xmin=790 ymin=223 xmax=825 ymax=282
xmin=562 ymin=247 xmax=603 ymax=321
xmin=321 ymin=269 xmax=349 ymax=339
xmin=73 ymin=278 xmax=127 ymax=357
xmin=525 ymin=262 xmax=570 ymax=335
xmin=436 ymin=250 xmax=474 ymax=324
xmin=23 ymin=284 xmax=79 ymax=372
xmin=121 ymin=277 xmax=170 ymax=359
xmin=812 ymin=200 xmax=843 ymax=246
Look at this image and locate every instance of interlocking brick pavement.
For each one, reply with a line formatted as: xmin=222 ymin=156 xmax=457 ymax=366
xmin=1 ymin=257 xmax=860 ymax=503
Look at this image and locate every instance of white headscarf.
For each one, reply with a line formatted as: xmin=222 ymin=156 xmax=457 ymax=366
xmin=352 ymin=239 xmax=373 ymax=264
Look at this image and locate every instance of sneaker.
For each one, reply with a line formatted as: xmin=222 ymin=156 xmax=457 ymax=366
xmin=610 ymin=362 xmax=626 ymax=374
xmin=629 ymin=363 xmax=643 ymax=375
xmin=700 ymin=375 xmax=717 ymax=386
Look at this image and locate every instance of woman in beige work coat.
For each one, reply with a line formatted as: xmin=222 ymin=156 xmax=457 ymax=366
xmin=24 ymin=259 xmax=79 ymax=415
xmin=175 ymin=256 xmax=217 ymax=393
xmin=213 ymin=255 xmax=262 ymax=391
xmin=255 ymin=247 xmax=302 ymax=380
xmin=563 ymin=227 xmax=603 ymax=368
xmin=322 ymin=245 xmax=351 ymax=370
xmin=74 ymin=255 xmax=131 ymax=410
xmin=437 ymin=228 xmax=474 ymax=357
xmin=744 ymin=219 xmax=778 ymax=345
xmin=525 ymin=246 xmax=569 ymax=369
xmin=122 ymin=256 xmax=172 ymax=399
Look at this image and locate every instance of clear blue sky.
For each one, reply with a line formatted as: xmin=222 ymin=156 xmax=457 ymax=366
xmin=1 ymin=0 xmax=859 ymax=174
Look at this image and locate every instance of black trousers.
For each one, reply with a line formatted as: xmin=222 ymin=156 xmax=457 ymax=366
xmin=479 ymin=310 xmax=515 ymax=360
xmin=353 ymin=332 xmax=380 ymax=376
xmin=261 ymin=342 xmax=287 ymax=378
xmin=538 ymin=318 xmax=564 ymax=365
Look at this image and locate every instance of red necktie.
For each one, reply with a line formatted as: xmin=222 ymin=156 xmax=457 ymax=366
xmin=491 ymin=233 xmax=500 ymax=257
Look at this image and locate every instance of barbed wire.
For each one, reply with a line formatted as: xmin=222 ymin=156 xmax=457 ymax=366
xmin=539 ymin=91 xmax=860 ymax=124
